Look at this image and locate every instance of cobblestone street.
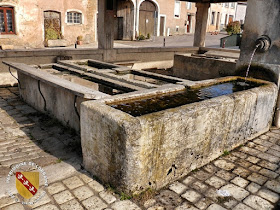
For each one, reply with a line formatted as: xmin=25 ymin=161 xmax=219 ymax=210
xmin=0 ymin=87 xmax=279 ymax=210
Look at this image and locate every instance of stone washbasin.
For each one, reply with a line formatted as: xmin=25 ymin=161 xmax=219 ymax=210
xmin=81 ymin=77 xmax=277 ymax=193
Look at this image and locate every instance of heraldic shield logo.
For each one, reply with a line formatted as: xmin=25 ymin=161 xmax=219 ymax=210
xmin=16 ymin=172 xmax=39 ymax=199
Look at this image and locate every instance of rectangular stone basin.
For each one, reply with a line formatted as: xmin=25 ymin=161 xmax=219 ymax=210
xmin=81 ymin=77 xmax=277 ymax=193
xmin=58 ymin=59 xmax=188 ymax=89
xmin=3 ymin=62 xmax=143 ymax=131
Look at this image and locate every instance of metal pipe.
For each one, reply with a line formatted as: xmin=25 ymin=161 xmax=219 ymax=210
xmin=274 ymin=92 xmax=280 ymax=128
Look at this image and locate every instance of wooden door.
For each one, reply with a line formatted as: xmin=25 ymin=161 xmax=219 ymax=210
xmin=139 ymin=1 xmax=156 ymax=36
xmin=160 ymin=16 xmax=165 ymax=36
xmin=44 ymin=11 xmax=61 ymax=44
xmin=187 ymin=15 xmax=191 ymax=33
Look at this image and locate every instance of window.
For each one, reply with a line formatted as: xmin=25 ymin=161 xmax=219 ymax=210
xmin=224 ymin=3 xmax=229 ymax=8
xmin=0 ymin=7 xmax=15 ymax=34
xmin=231 ymin=3 xmax=235 ymax=9
xmin=211 ymin=12 xmax=215 ymax=25
xmin=186 ymin=2 xmax=191 ymax=10
xmin=174 ymin=1 xmax=181 ymax=18
xmin=67 ymin=12 xmax=82 ymax=24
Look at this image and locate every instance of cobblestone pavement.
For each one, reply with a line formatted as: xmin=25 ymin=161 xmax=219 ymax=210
xmin=0 ymin=87 xmax=279 ymax=210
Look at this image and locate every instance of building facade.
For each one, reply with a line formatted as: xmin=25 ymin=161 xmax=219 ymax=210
xmin=0 ymin=0 xmax=97 ymax=48
xmin=235 ymin=2 xmax=247 ymax=24
xmin=114 ymin=0 xmax=197 ymax=40
xmin=207 ymin=2 xmax=237 ymax=32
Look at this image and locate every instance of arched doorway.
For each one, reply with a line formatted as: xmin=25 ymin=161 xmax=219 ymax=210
xmin=139 ymin=0 xmax=157 ymax=37
xmin=115 ymin=0 xmax=134 ymax=40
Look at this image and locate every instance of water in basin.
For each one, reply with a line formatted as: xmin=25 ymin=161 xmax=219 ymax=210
xmin=110 ymin=79 xmax=263 ymax=116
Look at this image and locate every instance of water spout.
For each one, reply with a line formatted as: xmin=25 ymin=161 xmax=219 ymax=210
xmin=255 ymin=35 xmax=271 ymax=53
xmin=244 ymin=44 xmax=260 ymax=83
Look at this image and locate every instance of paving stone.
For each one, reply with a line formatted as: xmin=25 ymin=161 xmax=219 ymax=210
xmin=246 ymin=156 xmax=260 ymax=164
xmin=2 ymin=203 xmax=25 ymax=210
xmin=205 ymin=176 xmax=226 ymax=188
xmin=53 ymin=190 xmax=74 ymax=204
xmin=253 ymin=138 xmax=273 ymax=147
xmin=175 ymin=202 xmax=199 ymax=210
xmin=215 ymin=170 xmax=235 ymax=181
xmin=236 ymin=159 xmax=252 ymax=168
xmin=222 ymin=155 xmax=238 ymax=162
xmin=255 ymin=145 xmax=269 ymax=152
xmin=243 ymin=195 xmax=274 ymax=210
xmin=219 ymin=184 xmax=249 ymax=201
xmin=259 ymin=168 xmax=278 ymax=179
xmin=231 ymin=177 xmax=249 ymax=188
xmin=181 ymin=189 xmax=201 ymax=203
xmin=258 ymin=160 xmax=279 ymax=171
xmin=232 ymin=203 xmax=253 ymax=210
xmin=246 ymin=182 xmax=261 ymax=193
xmin=256 ymin=152 xmax=279 ymax=163
xmin=99 ymin=191 xmax=117 ymax=204
xmin=267 ymin=148 xmax=280 ymax=158
xmin=271 ymin=144 xmax=280 ymax=151
xmin=82 ymin=197 xmax=108 ymax=210
xmin=111 ymin=200 xmax=140 ymax=210
xmin=183 ymin=176 xmax=196 ymax=185
xmin=0 ymin=197 xmax=16 ymax=208
xmin=195 ymin=197 xmax=213 ymax=209
xmin=214 ymin=160 xmax=235 ymax=171
xmin=232 ymin=167 xmax=251 ymax=178
xmin=192 ymin=181 xmax=208 ymax=193
xmin=47 ymin=182 xmax=66 ymax=195
xmin=60 ymin=199 xmax=84 ymax=210
xmin=249 ymin=165 xmax=261 ymax=172
xmin=147 ymin=204 xmax=165 ymax=210
xmin=257 ymin=189 xmax=280 ymax=203
xmin=264 ymin=180 xmax=280 ymax=193
xmin=78 ymin=172 xmax=93 ymax=183
xmin=247 ymin=173 xmax=268 ymax=185
xmin=88 ymin=180 xmax=105 ymax=192
xmin=72 ymin=186 xmax=94 ymax=201
xmin=206 ymin=204 xmax=227 ymax=210
xmin=203 ymin=164 xmax=218 ymax=174
xmin=34 ymin=204 xmax=59 ymax=210
xmin=169 ymin=181 xmax=187 ymax=194
xmin=232 ymin=151 xmax=247 ymax=159
xmin=193 ymin=170 xmax=212 ymax=181
xmin=155 ymin=190 xmax=183 ymax=208
xmin=223 ymin=198 xmax=238 ymax=209
xmin=144 ymin=199 xmax=157 ymax=208
xmin=28 ymin=192 xmax=51 ymax=208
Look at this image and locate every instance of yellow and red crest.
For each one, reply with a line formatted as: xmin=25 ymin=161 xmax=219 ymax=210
xmin=16 ymin=172 xmax=39 ymax=199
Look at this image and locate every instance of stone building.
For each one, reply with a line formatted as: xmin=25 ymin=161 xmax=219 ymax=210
xmin=207 ymin=2 xmax=237 ymax=32
xmin=0 ymin=0 xmax=97 ymax=48
xmin=115 ymin=0 xmax=197 ymax=40
xmin=235 ymin=2 xmax=247 ymax=24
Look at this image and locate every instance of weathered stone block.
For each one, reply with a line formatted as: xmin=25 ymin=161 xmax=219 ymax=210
xmin=81 ymin=78 xmax=277 ymax=192
xmin=47 ymin=39 xmax=68 ymax=47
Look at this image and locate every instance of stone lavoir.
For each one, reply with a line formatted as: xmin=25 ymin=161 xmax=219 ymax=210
xmin=4 ymin=59 xmax=278 ymax=193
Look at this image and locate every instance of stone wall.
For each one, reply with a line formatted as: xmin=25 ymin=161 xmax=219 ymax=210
xmin=0 ymin=0 xmax=97 ymax=48
xmin=173 ymin=53 xmax=236 ymax=80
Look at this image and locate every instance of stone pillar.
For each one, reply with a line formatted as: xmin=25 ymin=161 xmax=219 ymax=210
xmin=193 ymin=3 xmax=210 ymax=47
xmin=236 ymin=0 xmax=280 ymax=127
xmin=98 ymin=0 xmax=115 ymax=49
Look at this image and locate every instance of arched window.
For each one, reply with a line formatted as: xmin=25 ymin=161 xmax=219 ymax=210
xmin=0 ymin=7 xmax=15 ymax=34
xmin=67 ymin=11 xmax=82 ymax=24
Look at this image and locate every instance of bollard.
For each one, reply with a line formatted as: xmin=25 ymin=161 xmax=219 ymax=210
xmin=75 ymin=44 xmax=77 ymax=49
xmin=163 ymin=38 xmax=166 ymax=47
